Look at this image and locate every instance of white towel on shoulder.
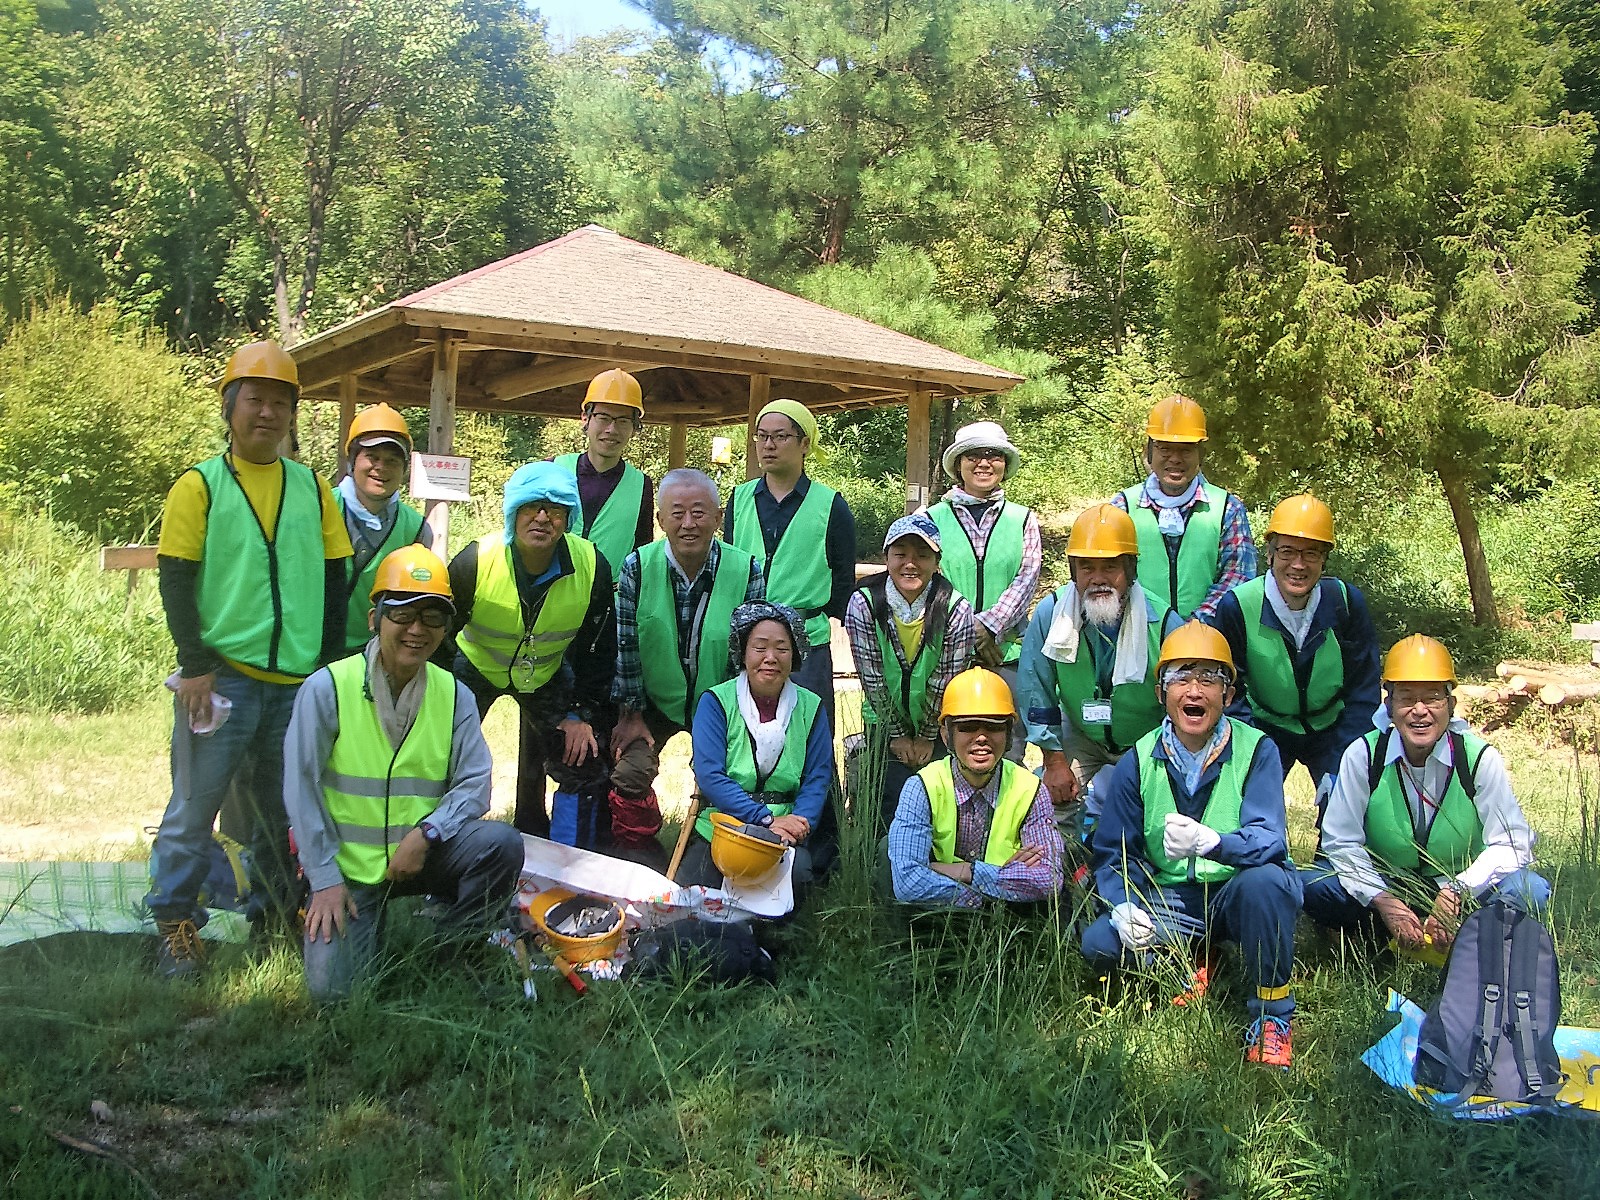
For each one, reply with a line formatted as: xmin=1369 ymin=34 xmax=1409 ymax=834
xmin=1041 ymin=583 xmax=1154 ymax=686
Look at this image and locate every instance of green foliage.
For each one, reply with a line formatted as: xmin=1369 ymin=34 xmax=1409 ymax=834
xmin=0 ymin=300 xmax=214 ymax=541
xmin=0 ymin=506 xmax=170 ymax=712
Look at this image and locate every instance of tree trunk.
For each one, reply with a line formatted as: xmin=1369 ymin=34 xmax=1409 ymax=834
xmin=1437 ymin=463 xmax=1499 ymax=627
xmin=820 ymin=194 xmax=851 ymax=265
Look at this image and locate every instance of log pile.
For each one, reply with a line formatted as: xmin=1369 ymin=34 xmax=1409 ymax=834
xmin=1455 ymin=657 xmax=1600 ymax=708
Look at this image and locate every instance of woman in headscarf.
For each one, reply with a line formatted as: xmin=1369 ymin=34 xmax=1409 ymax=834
xmin=679 ymin=601 xmax=835 ymax=889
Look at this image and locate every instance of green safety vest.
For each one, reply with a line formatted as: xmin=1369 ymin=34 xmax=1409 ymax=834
xmin=928 ymin=498 xmax=1028 ymax=665
xmin=192 ymin=455 xmax=327 ymax=678
xmin=1049 ymin=590 xmax=1165 ymax=754
xmin=635 ymin=540 xmax=754 ymax=727
xmin=322 ymin=654 xmax=455 ymax=886
xmin=730 ymin=478 xmax=837 ymax=646
xmin=342 ymin=499 xmax=426 ymax=653
xmin=1362 ymin=729 xmax=1487 ymax=878
xmin=555 ymin=454 xmax=647 ymax=577
xmin=458 ymin=533 xmax=596 ymax=693
xmin=694 ymin=677 xmax=822 ymax=841
xmin=1234 ymin=576 xmax=1347 ymax=735
xmin=920 ymin=758 xmax=1039 ymax=867
xmin=1137 ymin=718 xmax=1264 ymax=886
xmin=856 ymin=574 xmax=951 ymax=733
xmin=1122 ymin=484 xmax=1224 ymax=622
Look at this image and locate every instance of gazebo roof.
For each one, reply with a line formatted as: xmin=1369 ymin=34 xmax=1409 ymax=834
xmin=292 ymin=224 xmax=1022 ymax=425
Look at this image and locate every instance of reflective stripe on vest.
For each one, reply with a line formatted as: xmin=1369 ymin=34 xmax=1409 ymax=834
xmin=1137 ymin=718 xmax=1264 ymax=886
xmin=919 ymin=758 xmax=1039 ymax=866
xmin=730 ymin=479 xmax=835 ymax=646
xmin=1049 ymin=591 xmax=1165 ymax=754
xmin=694 ymin=678 xmax=821 ymax=841
xmin=322 ymin=655 xmax=455 ymax=886
xmin=458 ymin=533 xmax=596 ymax=692
xmin=1122 ymin=485 xmax=1223 ymax=622
xmin=927 ymin=499 xmax=1028 ymax=663
xmin=194 ymin=455 xmax=327 ymax=678
xmin=555 ymin=454 xmax=646 ymax=576
xmin=1361 ymin=729 xmax=1487 ymax=877
xmin=857 ymin=574 xmax=948 ymax=732
xmin=636 ymin=540 xmax=753 ymax=727
xmin=1234 ymin=576 xmax=1347 ymax=735
xmin=342 ymin=500 xmax=425 ymax=653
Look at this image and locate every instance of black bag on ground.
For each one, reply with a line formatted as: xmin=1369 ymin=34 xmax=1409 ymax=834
xmin=1414 ymin=898 xmax=1562 ymax=1104
xmin=622 ymin=919 xmax=777 ymax=985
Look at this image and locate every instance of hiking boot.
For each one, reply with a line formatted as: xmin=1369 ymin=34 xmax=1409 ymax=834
xmin=155 ymin=918 xmax=206 ymax=979
xmin=1245 ymin=1015 xmax=1293 ymax=1069
xmin=1171 ymin=961 xmax=1214 ymax=1007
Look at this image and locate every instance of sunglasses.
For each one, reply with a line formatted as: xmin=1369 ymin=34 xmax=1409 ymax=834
xmin=952 ymin=719 xmax=1009 ymax=736
xmin=383 ymin=605 xmax=451 ymax=628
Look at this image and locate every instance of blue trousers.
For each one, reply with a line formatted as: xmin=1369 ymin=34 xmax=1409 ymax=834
xmin=1081 ymin=863 xmax=1303 ymax=1018
xmin=1260 ymin=723 xmax=1348 ymax=789
xmin=145 ymin=665 xmax=300 ymax=926
xmin=302 ymin=818 xmax=524 ymax=1003
xmin=1300 ymin=859 xmax=1550 ymax=935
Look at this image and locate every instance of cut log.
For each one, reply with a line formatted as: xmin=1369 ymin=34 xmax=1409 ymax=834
xmin=1538 ymin=681 xmax=1600 ymax=706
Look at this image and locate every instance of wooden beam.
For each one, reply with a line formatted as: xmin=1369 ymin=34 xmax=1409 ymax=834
xmin=746 ymin=374 xmax=770 ymax=480
xmin=295 ymin=321 xmax=430 ymax=390
xmin=425 ymin=336 xmax=461 ymax=556
xmin=905 ymin=387 xmax=932 ymax=514
xmin=668 ymin=420 xmax=688 ymax=469
xmin=482 ymin=358 xmax=654 ymax=403
xmin=337 ymin=374 xmax=357 ymax=480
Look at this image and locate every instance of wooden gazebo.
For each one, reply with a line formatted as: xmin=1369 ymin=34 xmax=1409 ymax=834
xmin=291 ymin=224 xmax=1024 ymax=549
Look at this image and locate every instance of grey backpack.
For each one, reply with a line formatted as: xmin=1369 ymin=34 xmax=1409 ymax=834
xmin=1414 ymin=898 xmax=1562 ymax=1105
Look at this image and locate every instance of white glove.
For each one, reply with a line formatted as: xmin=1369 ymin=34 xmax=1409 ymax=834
xmin=1164 ymin=813 xmax=1220 ymax=860
xmin=1110 ymin=902 xmax=1157 ymax=951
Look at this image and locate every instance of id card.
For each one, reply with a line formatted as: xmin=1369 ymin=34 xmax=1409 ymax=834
xmin=1081 ymin=700 xmax=1112 ymax=726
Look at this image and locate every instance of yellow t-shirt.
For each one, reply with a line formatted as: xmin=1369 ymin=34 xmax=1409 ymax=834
xmin=893 ymin=615 xmax=925 ymax=663
xmin=159 ymin=453 xmax=353 ymax=683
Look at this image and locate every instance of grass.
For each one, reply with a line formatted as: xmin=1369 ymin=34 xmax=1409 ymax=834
xmin=3 ymin=695 xmax=1600 ymax=1198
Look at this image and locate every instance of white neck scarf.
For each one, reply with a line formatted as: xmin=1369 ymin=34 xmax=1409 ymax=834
xmin=366 ymin=639 xmax=427 ymax=751
xmin=1041 ymin=583 xmax=1153 ymax=686
xmin=1265 ymin=571 xmax=1320 ymax=649
xmin=944 ymin=485 xmax=1004 ymax=508
xmin=735 ymin=674 xmax=799 ymax=777
xmin=1143 ymin=472 xmax=1204 ymax=536
xmin=338 ymin=474 xmax=397 ymax=533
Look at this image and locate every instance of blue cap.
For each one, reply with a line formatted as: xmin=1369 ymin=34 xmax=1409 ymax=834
xmin=503 ymin=461 xmax=581 ymax=544
xmin=883 ymin=512 xmax=941 ymax=554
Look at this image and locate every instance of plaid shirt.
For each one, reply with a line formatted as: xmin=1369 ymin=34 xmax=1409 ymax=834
xmin=613 ymin=540 xmax=765 ymax=711
xmin=888 ymin=765 xmax=1064 ymax=907
xmin=939 ymin=490 xmax=1043 ymax=640
xmin=843 ymin=582 xmax=975 ymax=740
xmin=1112 ymin=478 xmax=1256 ymax=620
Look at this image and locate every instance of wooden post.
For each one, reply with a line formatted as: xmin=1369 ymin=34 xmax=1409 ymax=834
xmin=905 ymin=386 xmax=932 ymax=514
xmin=425 ymin=336 xmax=460 ymax=556
xmin=668 ymin=420 xmax=688 ymax=469
xmin=337 ymin=373 xmax=357 ymax=481
xmin=746 ymin=373 xmax=770 ymax=480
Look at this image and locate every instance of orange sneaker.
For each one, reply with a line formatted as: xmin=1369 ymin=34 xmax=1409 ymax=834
xmin=1171 ymin=954 xmax=1215 ymax=1007
xmin=1245 ymin=1016 xmax=1293 ymax=1068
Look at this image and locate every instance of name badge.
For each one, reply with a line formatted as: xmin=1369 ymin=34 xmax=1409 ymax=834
xmin=1081 ymin=700 xmax=1112 ymax=726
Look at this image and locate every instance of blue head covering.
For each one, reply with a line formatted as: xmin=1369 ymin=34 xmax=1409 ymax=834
xmin=503 ymin=461 xmax=581 ymax=544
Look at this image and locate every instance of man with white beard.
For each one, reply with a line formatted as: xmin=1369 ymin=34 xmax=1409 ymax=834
xmin=1019 ymin=504 xmax=1170 ymax=839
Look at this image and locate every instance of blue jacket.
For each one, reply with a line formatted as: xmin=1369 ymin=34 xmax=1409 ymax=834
xmin=690 ymin=687 xmax=835 ymax=827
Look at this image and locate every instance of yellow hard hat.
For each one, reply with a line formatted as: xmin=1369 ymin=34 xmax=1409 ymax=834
xmin=1146 ymin=394 xmax=1206 ymax=443
xmin=1382 ymin=634 xmax=1456 ymax=685
xmin=1068 ymin=503 xmax=1139 ymax=558
xmin=1266 ymin=493 xmax=1335 ymax=546
xmin=370 ymin=545 xmax=452 ymax=604
xmin=220 ymin=340 xmax=298 ymax=397
xmin=939 ymin=667 xmax=1016 ymax=722
xmin=583 ymin=368 xmax=644 ymax=417
xmin=524 ymin=887 xmax=625 ymax=964
xmin=345 ymin=403 xmax=412 ymax=456
xmin=708 ymin=812 xmax=786 ymax=883
xmin=1156 ymin=620 xmax=1235 ymax=677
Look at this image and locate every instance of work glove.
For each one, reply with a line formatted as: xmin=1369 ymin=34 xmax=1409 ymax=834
xmin=1163 ymin=813 xmax=1220 ymax=860
xmin=1110 ymin=902 xmax=1157 ymax=951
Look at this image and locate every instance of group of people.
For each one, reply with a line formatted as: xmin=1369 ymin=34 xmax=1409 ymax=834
xmin=144 ymin=343 xmax=1546 ymax=1063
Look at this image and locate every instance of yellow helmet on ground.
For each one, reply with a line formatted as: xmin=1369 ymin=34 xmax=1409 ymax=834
xmin=345 ymin=403 xmax=413 ymax=455
xmin=1068 ymin=503 xmax=1139 ymax=559
xmin=1382 ymin=635 xmax=1456 ymax=685
xmin=1266 ymin=494 xmax=1335 ymax=546
xmin=583 ymin=368 xmax=644 ymax=417
xmin=1146 ymin=394 xmax=1206 ymax=443
xmin=220 ymin=340 xmax=298 ymax=397
xmin=1156 ymin=620 xmax=1235 ymax=678
xmin=370 ymin=546 xmax=451 ymax=604
xmin=708 ymin=812 xmax=786 ymax=883
xmin=939 ymin=667 xmax=1015 ymax=722
xmin=524 ymin=887 xmax=625 ymax=963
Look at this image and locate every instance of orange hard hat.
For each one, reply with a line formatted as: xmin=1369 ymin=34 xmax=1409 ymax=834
xmin=345 ymin=403 xmax=412 ymax=456
xmin=1383 ymin=635 xmax=1457 ymax=685
xmin=1156 ymin=620 xmax=1235 ymax=678
xmin=583 ymin=368 xmax=644 ymax=417
xmin=1266 ymin=493 xmax=1335 ymax=546
xmin=939 ymin=667 xmax=1015 ymax=722
xmin=370 ymin=546 xmax=452 ymax=604
xmin=220 ymin=340 xmax=298 ymax=397
xmin=1146 ymin=394 xmax=1206 ymax=443
xmin=1068 ymin=503 xmax=1139 ymax=559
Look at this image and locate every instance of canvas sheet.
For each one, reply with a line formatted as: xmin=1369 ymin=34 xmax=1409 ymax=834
xmin=0 ymin=861 xmax=250 ymax=948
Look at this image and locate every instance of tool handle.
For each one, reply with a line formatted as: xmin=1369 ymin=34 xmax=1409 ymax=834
xmin=666 ymin=791 xmax=705 ymax=883
xmin=538 ymin=938 xmax=588 ymax=995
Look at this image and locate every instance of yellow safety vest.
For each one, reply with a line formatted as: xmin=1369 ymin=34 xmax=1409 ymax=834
xmin=458 ymin=533 xmax=597 ymax=692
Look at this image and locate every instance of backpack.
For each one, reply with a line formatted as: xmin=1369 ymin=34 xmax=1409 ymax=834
xmin=622 ymin=919 xmax=777 ymax=986
xmin=1414 ymin=898 xmax=1563 ymax=1105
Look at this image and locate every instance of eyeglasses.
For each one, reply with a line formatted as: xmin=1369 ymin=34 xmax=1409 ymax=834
xmin=1390 ymin=688 xmax=1450 ymax=710
xmin=952 ymin=719 xmax=1009 ymax=736
xmin=585 ymin=412 xmax=637 ymax=431
xmin=383 ymin=604 xmax=450 ymax=628
xmin=1161 ymin=667 xmax=1231 ymax=689
xmin=962 ymin=449 xmax=1008 ymax=463
xmin=1273 ymin=546 xmax=1328 ymax=565
xmin=753 ymin=431 xmax=800 ymax=446
xmin=518 ymin=502 xmax=568 ymax=520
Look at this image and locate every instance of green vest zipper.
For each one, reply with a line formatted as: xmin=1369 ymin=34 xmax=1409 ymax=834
xmin=635 ymin=540 xmax=753 ymax=727
xmin=1122 ymin=484 xmax=1224 ymax=621
xmin=1137 ymin=719 xmax=1264 ymax=886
